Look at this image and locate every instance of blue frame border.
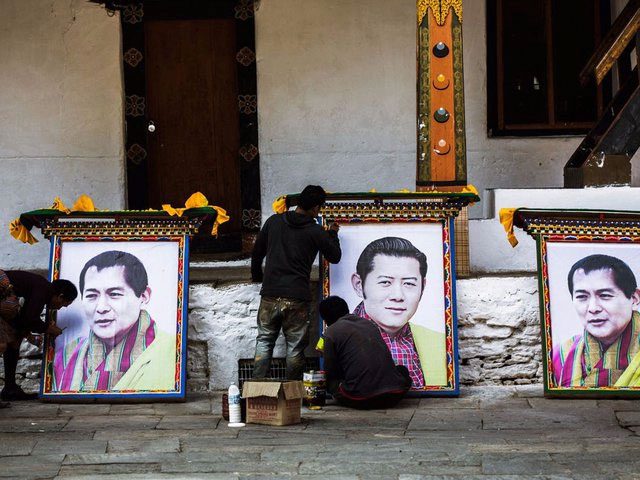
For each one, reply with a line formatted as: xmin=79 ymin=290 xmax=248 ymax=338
xmin=319 ymin=216 xmax=460 ymax=397
xmin=39 ymin=235 xmax=189 ymax=402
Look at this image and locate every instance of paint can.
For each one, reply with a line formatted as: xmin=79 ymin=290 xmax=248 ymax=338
xmin=303 ymin=370 xmax=326 ymax=409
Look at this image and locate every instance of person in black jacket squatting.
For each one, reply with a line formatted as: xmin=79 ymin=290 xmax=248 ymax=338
xmin=251 ymin=185 xmax=341 ymax=380
xmin=319 ymin=295 xmax=412 ymax=409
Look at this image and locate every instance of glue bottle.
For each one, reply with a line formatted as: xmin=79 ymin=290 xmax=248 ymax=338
xmin=227 ymin=383 xmax=245 ymax=427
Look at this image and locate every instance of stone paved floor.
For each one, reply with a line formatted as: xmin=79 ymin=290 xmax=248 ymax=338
xmin=1 ymin=386 xmax=639 ymax=479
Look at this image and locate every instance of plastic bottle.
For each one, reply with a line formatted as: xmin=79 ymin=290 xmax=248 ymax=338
xmin=227 ymin=383 xmax=245 ymax=427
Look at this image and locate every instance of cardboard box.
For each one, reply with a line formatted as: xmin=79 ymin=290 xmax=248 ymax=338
xmin=242 ymin=380 xmax=303 ymax=426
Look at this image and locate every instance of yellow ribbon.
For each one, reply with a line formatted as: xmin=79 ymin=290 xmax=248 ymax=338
xmin=162 ymin=192 xmax=229 ymax=236
xmin=461 ymin=185 xmax=479 ymax=196
xmin=272 ymin=196 xmax=287 ymax=214
xmin=499 ymin=208 xmax=519 ymax=247
xmin=51 ymin=197 xmax=70 ymax=214
xmin=184 ymin=192 xmax=208 ymax=209
xmin=9 ymin=218 xmax=38 ymax=245
xmin=211 ymin=206 xmax=229 ymax=236
xmin=71 ymin=194 xmax=96 ymax=212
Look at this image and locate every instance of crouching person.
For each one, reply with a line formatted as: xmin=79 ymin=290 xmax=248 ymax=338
xmin=318 ymin=296 xmax=412 ymax=409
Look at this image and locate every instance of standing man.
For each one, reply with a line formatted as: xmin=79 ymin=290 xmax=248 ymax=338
xmin=251 ymin=185 xmax=341 ymax=380
xmin=1 ymin=271 xmax=77 ymax=401
xmin=319 ymin=296 xmax=412 ymax=409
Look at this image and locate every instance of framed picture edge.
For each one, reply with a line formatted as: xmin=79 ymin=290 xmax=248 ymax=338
xmin=538 ymin=234 xmax=640 ymax=398
xmin=319 ymin=215 xmax=460 ymax=397
xmin=39 ymin=234 xmax=189 ymax=402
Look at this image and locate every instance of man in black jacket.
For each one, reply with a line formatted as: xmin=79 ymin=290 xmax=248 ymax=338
xmin=251 ymin=185 xmax=341 ymax=380
xmin=319 ymin=296 xmax=412 ymax=409
xmin=1 ymin=272 xmax=77 ymax=401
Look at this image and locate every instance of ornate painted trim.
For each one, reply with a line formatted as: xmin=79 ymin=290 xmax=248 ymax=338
xmin=418 ymin=0 xmax=463 ymax=26
xmin=452 ymin=21 xmax=467 ymax=182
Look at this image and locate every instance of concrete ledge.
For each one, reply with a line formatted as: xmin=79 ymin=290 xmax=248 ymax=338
xmin=470 ymin=186 xmax=640 ymax=273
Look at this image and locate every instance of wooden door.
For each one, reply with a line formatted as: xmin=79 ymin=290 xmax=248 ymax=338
xmin=145 ymin=19 xmax=242 ymax=234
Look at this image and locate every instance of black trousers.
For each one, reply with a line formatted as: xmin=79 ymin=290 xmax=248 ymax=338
xmin=333 ymin=365 xmax=412 ymax=410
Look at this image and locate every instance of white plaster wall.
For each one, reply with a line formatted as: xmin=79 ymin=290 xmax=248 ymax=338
xmin=256 ymin=0 xmax=635 ymax=219
xmin=0 ymin=0 xmax=124 ymax=270
xmin=255 ymin=0 xmax=417 ymax=217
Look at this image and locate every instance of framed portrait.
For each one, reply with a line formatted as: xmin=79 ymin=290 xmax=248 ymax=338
xmin=540 ymin=236 xmax=640 ymax=397
xmin=41 ymin=235 xmax=188 ymax=401
xmin=322 ymin=211 xmax=460 ymax=396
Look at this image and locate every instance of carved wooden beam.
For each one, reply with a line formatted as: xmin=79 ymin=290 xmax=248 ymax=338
xmin=417 ymin=0 xmax=467 ymax=187
xmin=580 ymin=0 xmax=640 ymax=85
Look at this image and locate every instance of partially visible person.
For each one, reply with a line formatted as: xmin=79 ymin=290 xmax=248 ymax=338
xmin=251 ymin=185 xmax=341 ymax=381
xmin=553 ymin=254 xmax=640 ymax=387
xmin=1 ymin=271 xmax=77 ymax=401
xmin=319 ymin=296 xmax=411 ymax=409
xmin=350 ymin=237 xmax=446 ymax=389
xmin=54 ymin=250 xmax=175 ymax=392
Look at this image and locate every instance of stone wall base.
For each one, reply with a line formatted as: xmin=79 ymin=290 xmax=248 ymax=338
xmin=0 ymin=275 xmax=543 ymax=392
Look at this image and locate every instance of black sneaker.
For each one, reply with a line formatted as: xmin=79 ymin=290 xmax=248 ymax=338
xmin=0 ymin=401 xmax=9 ymax=408
xmin=0 ymin=386 xmax=38 ymax=401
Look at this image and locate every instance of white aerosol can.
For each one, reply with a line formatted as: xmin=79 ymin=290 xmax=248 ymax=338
xmin=227 ymin=383 xmax=245 ymax=427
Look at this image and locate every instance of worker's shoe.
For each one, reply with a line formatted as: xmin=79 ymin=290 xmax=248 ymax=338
xmin=0 ymin=386 xmax=38 ymax=401
xmin=0 ymin=401 xmax=9 ymax=408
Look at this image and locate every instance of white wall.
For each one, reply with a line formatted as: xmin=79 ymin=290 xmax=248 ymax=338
xmin=255 ymin=0 xmax=417 ymax=215
xmin=256 ymin=0 xmax=636 ymax=220
xmin=0 ymin=0 xmax=125 ymax=270
xmin=462 ymin=0 xmax=583 ymax=218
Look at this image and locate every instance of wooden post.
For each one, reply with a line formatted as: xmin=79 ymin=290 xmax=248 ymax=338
xmin=416 ymin=0 xmax=467 ymax=188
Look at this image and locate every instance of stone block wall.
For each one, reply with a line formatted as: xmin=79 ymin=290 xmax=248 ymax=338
xmin=456 ymin=277 xmax=542 ymax=385
xmin=1 ymin=275 xmax=544 ymax=392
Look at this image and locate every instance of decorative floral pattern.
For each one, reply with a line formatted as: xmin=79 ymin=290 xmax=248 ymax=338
xmin=126 ymin=144 xmax=147 ymax=165
xmin=239 ymin=144 xmax=259 ymax=162
xmin=238 ymin=95 xmax=257 ymax=114
xmin=242 ymin=209 xmax=261 ymax=229
xmin=234 ymin=0 xmax=254 ymax=20
xmin=123 ymin=48 xmax=143 ymax=68
xmin=236 ymin=47 xmax=256 ymax=66
xmin=122 ymin=4 xmax=144 ymax=24
xmin=417 ymin=0 xmax=463 ymax=25
xmin=125 ymin=95 xmax=146 ymax=117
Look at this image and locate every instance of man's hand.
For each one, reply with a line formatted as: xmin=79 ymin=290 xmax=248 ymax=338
xmin=45 ymin=323 xmax=63 ymax=338
xmin=329 ymin=222 xmax=340 ymax=233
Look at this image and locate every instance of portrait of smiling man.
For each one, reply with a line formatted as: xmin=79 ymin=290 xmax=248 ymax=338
xmin=552 ymin=254 xmax=640 ymax=388
xmin=350 ymin=236 xmax=446 ymax=389
xmin=53 ymin=250 xmax=176 ymax=392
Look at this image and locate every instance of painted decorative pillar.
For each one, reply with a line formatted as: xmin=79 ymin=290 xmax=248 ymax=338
xmin=417 ymin=0 xmax=467 ymax=187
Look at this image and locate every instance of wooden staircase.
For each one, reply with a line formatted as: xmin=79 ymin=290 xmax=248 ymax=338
xmin=564 ymin=0 xmax=640 ymax=187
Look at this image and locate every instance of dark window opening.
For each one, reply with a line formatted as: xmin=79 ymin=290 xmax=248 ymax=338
xmin=487 ymin=0 xmax=611 ymax=136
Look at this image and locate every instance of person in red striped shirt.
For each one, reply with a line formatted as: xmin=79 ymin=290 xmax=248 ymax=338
xmin=350 ymin=237 xmax=428 ymax=389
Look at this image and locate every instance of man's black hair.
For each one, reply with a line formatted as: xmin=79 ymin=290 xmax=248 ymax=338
xmin=51 ymin=279 xmax=78 ymax=302
xmin=319 ymin=296 xmax=349 ymax=326
xmin=298 ymin=185 xmax=327 ymax=211
xmin=567 ymin=254 xmax=637 ymax=298
xmin=79 ymin=250 xmax=149 ymax=297
xmin=356 ymin=237 xmax=428 ymax=288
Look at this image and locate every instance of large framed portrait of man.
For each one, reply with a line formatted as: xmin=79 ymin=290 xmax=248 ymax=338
xmin=323 ymin=217 xmax=459 ymax=396
xmin=41 ymin=236 xmax=188 ymax=400
xmin=541 ymin=237 xmax=640 ymax=397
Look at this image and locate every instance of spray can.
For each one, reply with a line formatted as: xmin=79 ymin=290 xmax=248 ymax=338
xmin=227 ymin=383 xmax=245 ymax=427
